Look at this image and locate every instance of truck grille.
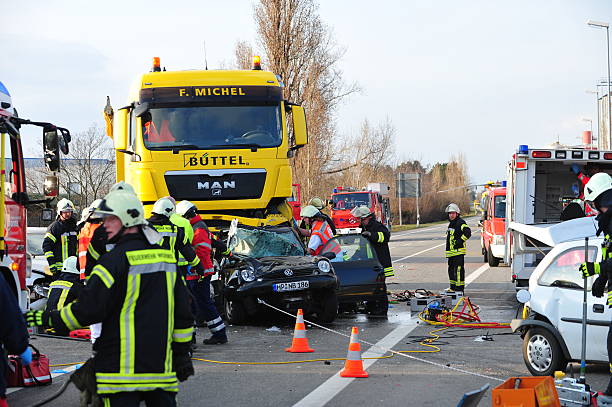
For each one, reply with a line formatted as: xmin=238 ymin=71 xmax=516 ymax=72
xmin=164 ymin=169 xmax=266 ymax=201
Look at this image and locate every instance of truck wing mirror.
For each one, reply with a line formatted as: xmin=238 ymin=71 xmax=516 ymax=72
xmin=290 ymin=105 xmax=308 ymax=147
xmin=42 ymin=127 xmax=60 ymax=172
xmin=44 ymin=175 xmax=59 ymax=198
xmin=113 ymin=108 xmax=129 ymax=151
xmin=41 ymin=208 xmax=54 ymax=222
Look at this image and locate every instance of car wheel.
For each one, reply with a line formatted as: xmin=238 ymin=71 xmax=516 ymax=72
xmin=318 ymin=292 xmax=338 ymax=323
xmin=522 ymin=327 xmax=567 ymax=376
xmin=367 ymin=296 xmax=389 ymax=316
xmin=487 ymin=247 xmax=500 ymax=267
xmin=224 ymin=297 xmax=247 ymax=325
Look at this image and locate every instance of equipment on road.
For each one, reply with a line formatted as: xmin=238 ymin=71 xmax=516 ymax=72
xmin=339 ymin=327 xmax=368 ymax=378
xmin=285 ymin=309 xmax=314 ymax=353
xmin=492 ymin=376 xmax=560 ymax=407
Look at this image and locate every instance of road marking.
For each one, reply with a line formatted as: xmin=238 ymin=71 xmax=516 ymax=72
xmin=293 ymin=317 xmax=419 ymax=407
xmin=392 ymin=243 xmax=445 ymax=263
xmin=465 ymin=263 xmax=490 ymax=286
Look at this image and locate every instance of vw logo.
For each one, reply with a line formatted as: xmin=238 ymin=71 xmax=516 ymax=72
xmin=283 ymin=269 xmax=293 ymax=276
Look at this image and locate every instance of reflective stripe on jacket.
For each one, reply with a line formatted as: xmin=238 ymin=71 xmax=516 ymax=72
xmin=445 ymin=217 xmax=471 ymax=258
xmin=46 ymin=273 xmax=83 ymax=312
xmin=43 ymin=218 xmax=78 ymax=272
xmin=310 ymin=220 xmax=339 ymax=256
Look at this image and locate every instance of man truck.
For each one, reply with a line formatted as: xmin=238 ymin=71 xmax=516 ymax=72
xmin=104 ymin=56 xmax=308 ymax=229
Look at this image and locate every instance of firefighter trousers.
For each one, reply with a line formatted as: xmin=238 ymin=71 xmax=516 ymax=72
xmin=606 ymin=322 xmax=612 ymax=394
xmin=447 ymin=255 xmax=465 ymax=292
xmin=187 ymin=275 xmax=226 ymax=338
xmin=101 ymin=390 xmax=176 ymax=406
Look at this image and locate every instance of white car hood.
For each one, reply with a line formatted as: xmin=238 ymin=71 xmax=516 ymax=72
xmin=508 ymin=216 xmax=598 ymax=247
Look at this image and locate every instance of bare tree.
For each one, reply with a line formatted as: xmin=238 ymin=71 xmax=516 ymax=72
xmin=234 ymin=40 xmax=254 ymax=70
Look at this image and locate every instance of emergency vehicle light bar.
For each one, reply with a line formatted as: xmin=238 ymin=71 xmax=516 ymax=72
xmin=555 ymin=151 xmax=566 ymax=159
xmin=531 ymin=151 xmax=551 ymax=158
xmin=604 ymin=153 xmax=612 ymax=160
xmin=152 ymin=57 xmax=161 ymax=72
xmin=589 ymin=152 xmax=600 ymax=160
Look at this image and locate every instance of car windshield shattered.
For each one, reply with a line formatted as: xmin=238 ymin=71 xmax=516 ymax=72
xmin=230 ymin=228 xmax=305 ymax=257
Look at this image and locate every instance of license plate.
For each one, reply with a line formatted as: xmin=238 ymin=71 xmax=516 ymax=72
xmin=273 ymin=280 xmax=310 ymax=292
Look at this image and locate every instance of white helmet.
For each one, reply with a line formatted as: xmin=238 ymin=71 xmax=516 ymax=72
xmin=445 ymin=203 xmax=461 ymax=214
xmin=300 ymin=205 xmax=320 ymax=218
xmin=79 ymin=198 xmax=103 ymax=223
xmin=109 ymin=181 xmax=136 ymax=195
xmin=584 ymin=172 xmax=612 ymax=202
xmin=308 ymin=197 xmax=325 ymax=210
xmin=57 ymin=198 xmax=75 ymax=216
xmin=0 ymin=82 xmax=14 ymax=117
xmin=176 ymin=200 xmax=196 ymax=217
xmin=93 ymin=190 xmax=145 ymax=227
xmin=152 ymin=197 xmax=175 ymax=217
xmin=351 ymin=206 xmax=372 ymax=218
xmin=61 ymin=256 xmax=79 ymax=274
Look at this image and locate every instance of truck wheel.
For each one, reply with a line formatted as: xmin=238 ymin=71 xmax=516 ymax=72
xmin=224 ymin=297 xmax=247 ymax=325
xmin=522 ymin=327 xmax=567 ymax=376
xmin=318 ymin=292 xmax=338 ymax=323
xmin=487 ymin=247 xmax=500 ymax=267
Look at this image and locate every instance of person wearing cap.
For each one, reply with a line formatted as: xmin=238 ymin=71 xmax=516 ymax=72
xmin=301 ymin=205 xmax=340 ymax=256
xmin=45 ymin=256 xmax=84 ymax=314
xmin=176 ymin=200 xmax=232 ymax=345
xmin=43 ymin=198 xmax=78 ymax=276
xmin=352 ymin=206 xmax=394 ymax=279
xmin=577 ymin=172 xmax=612 ymax=396
xmin=26 ymin=185 xmax=194 ymax=406
xmin=299 ymin=197 xmax=336 ymax=237
xmin=445 ymin=203 xmax=471 ymax=293
xmin=148 ymin=197 xmax=204 ymax=277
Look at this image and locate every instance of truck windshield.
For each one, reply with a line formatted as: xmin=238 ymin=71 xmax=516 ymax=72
xmin=332 ymin=193 xmax=371 ymax=210
xmin=142 ymin=105 xmax=282 ymax=150
xmin=230 ymin=228 xmax=305 ymax=257
xmin=494 ymin=195 xmax=506 ymax=219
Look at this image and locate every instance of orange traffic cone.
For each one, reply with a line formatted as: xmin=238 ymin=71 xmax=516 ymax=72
xmin=285 ymin=309 xmax=314 ymax=353
xmin=340 ymin=327 xmax=368 ymax=378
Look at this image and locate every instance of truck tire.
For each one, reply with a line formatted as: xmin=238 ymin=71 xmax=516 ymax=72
xmin=522 ymin=327 xmax=567 ymax=376
xmin=318 ymin=292 xmax=338 ymax=323
xmin=224 ymin=297 xmax=247 ymax=325
xmin=487 ymin=247 xmax=500 ymax=267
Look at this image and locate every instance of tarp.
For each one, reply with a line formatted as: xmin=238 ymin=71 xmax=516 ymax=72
xmin=508 ymin=216 xmax=598 ymax=247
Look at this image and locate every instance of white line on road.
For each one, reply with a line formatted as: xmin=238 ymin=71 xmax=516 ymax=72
xmin=464 ymin=264 xmax=490 ymax=286
xmin=392 ymin=243 xmax=445 ymax=263
xmin=292 ymin=317 xmax=420 ymax=407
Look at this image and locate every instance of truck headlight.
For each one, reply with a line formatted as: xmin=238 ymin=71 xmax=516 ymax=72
xmin=240 ymin=267 xmax=256 ymax=282
xmin=493 ymin=235 xmax=505 ymax=245
xmin=317 ymin=260 xmax=331 ymax=273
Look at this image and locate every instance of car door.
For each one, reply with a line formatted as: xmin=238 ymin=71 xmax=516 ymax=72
xmin=320 ymin=234 xmax=384 ymax=301
xmin=536 ymin=243 xmax=609 ymax=361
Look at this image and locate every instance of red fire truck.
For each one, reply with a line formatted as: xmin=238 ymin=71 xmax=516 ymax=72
xmin=330 ymin=184 xmax=390 ymax=234
xmin=0 ymin=81 xmax=70 ymax=310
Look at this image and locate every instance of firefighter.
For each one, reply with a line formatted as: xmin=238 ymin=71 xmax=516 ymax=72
xmin=162 ymin=196 xmax=196 ymax=275
xmin=302 ymin=197 xmax=336 ymax=236
xmin=26 ymin=187 xmax=194 ymax=406
xmin=43 ymin=198 xmax=78 ymax=276
xmin=577 ymin=172 xmax=612 ymax=396
xmin=445 ymin=203 xmax=471 ymax=293
xmin=45 ymin=256 xmax=84 ymax=314
xmin=77 ymin=199 xmax=104 ymax=280
xmin=571 ymin=163 xmax=601 ymax=216
xmin=0 ymin=274 xmax=31 ymax=407
xmin=148 ymin=197 xmax=204 ymax=277
xmin=177 ymin=200 xmax=231 ymax=345
xmin=351 ymin=205 xmax=394 ymax=278
xmin=301 ymin=205 xmax=339 ymax=256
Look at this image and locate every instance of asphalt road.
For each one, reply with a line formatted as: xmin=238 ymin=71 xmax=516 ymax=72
xmin=8 ymin=218 xmax=611 ymax=406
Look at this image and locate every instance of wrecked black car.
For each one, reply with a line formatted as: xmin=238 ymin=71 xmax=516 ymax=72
xmin=214 ymin=225 xmax=339 ymax=324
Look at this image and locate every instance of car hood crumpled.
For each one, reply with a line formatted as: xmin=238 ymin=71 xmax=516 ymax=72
xmin=508 ymin=216 xmax=598 ymax=247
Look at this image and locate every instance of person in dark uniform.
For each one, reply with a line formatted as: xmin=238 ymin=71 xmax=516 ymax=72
xmin=43 ymin=198 xmax=78 ymax=276
xmin=444 ymin=203 xmax=471 ymax=293
xmin=45 ymin=256 xmax=83 ymax=313
xmin=351 ymin=205 xmax=394 ymax=278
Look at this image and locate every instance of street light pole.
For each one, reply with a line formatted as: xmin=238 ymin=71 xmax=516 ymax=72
xmin=586 ymin=89 xmax=599 ymax=145
xmin=588 ymin=20 xmax=611 ymax=149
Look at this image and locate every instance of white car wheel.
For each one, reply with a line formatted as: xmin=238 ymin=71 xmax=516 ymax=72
xmin=527 ymin=334 xmax=553 ymax=372
xmin=522 ymin=327 xmax=566 ymax=376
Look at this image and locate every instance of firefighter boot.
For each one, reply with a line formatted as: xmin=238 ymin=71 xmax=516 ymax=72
xmin=203 ymin=328 xmax=228 ymax=345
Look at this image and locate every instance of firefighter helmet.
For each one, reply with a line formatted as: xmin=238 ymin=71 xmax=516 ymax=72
xmin=94 ymin=190 xmax=145 ymax=227
xmin=445 ymin=203 xmax=461 ymax=214
xmin=109 ymin=181 xmax=136 ymax=195
xmin=300 ymin=205 xmax=320 ymax=218
xmin=79 ymin=198 xmax=103 ymax=223
xmin=61 ymin=256 xmax=79 ymax=274
xmin=308 ymin=197 xmax=325 ymax=210
xmin=0 ymin=82 xmax=14 ymax=116
xmin=152 ymin=197 xmax=175 ymax=217
xmin=584 ymin=172 xmax=612 ymax=202
xmin=56 ymin=198 xmax=75 ymax=215
xmin=351 ymin=206 xmax=372 ymax=218
xmin=176 ymin=200 xmax=196 ymax=217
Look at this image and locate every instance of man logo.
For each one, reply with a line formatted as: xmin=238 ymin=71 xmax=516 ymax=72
xmin=212 ymin=189 xmax=222 ymax=196
xmin=283 ymin=269 xmax=293 ymax=276
xmin=197 ymin=181 xmax=236 ymax=190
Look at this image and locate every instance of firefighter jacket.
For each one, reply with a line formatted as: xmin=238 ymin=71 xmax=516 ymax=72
xmin=46 ymin=272 xmax=84 ymax=312
xmin=310 ymin=219 xmax=340 ymax=256
xmin=0 ymin=275 xmax=29 ymax=396
xmin=299 ymin=213 xmax=337 ymax=236
xmin=170 ymin=213 xmax=194 ymax=268
xmin=362 ymin=218 xmax=394 ymax=277
xmin=148 ymin=214 xmax=202 ymax=274
xmin=190 ymin=215 xmax=230 ymax=278
xmin=446 ymin=217 xmax=471 ymax=258
xmin=47 ymin=232 xmax=194 ymax=395
xmin=78 ymin=222 xmax=104 ymax=280
xmin=43 ymin=217 xmax=78 ymax=274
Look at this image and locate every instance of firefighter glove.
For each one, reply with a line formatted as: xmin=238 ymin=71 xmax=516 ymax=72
xmin=593 ymin=275 xmax=607 ymax=297
xmin=361 ymin=231 xmax=372 ymax=238
xmin=25 ymin=310 xmax=51 ymax=327
xmin=173 ymin=353 xmax=194 ymax=382
xmin=579 ymin=262 xmax=600 ymax=278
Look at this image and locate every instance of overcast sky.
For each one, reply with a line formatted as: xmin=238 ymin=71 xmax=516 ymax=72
xmin=3 ymin=0 xmax=612 ymax=184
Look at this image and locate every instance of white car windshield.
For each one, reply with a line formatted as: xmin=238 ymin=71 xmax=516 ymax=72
xmin=230 ymin=228 xmax=305 ymax=257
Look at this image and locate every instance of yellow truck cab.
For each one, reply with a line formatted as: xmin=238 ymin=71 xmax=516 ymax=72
xmin=105 ymin=57 xmax=307 ymax=229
